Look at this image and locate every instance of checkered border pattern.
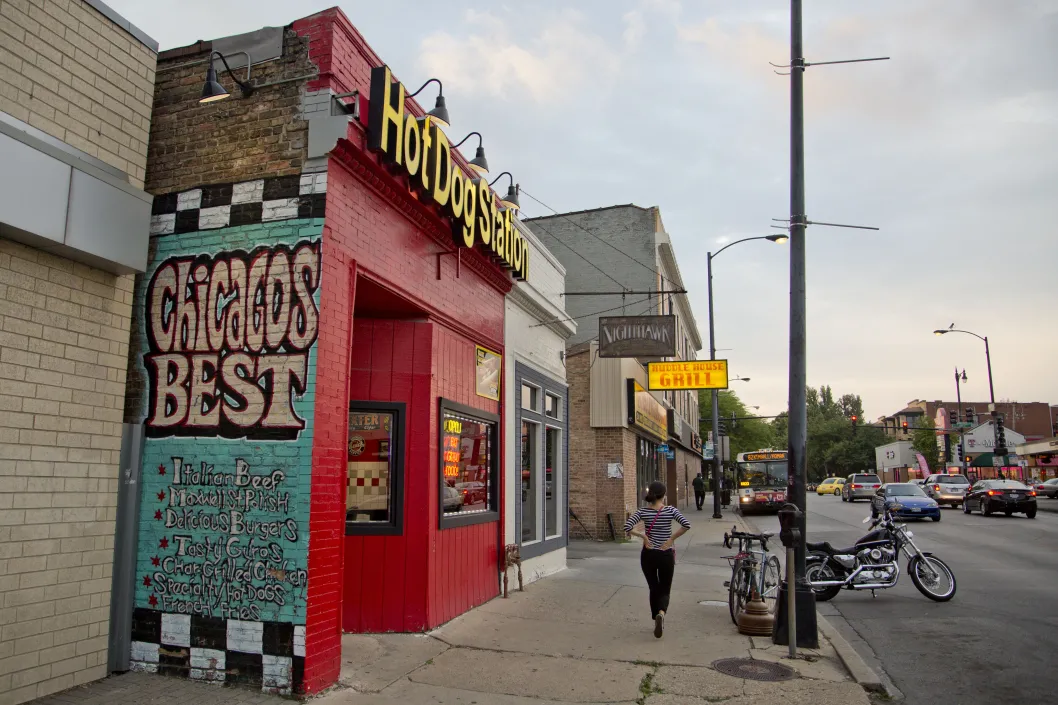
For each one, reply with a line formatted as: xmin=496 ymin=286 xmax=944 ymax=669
xmin=149 ymin=173 xmax=327 ymax=236
xmin=129 ymin=608 xmax=306 ymax=695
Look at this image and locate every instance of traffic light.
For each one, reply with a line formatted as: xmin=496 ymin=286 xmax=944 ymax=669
xmin=729 ymin=412 xmax=737 ymax=432
xmin=966 ymin=407 xmax=975 ymax=425
xmin=851 ymin=414 xmax=858 ymax=434
xmin=994 ymin=413 xmax=1008 ymax=456
xmin=901 ymin=420 xmax=909 ymax=434
xmin=963 ymin=455 xmax=972 ymax=464
xmin=718 ymin=419 xmax=728 ymax=436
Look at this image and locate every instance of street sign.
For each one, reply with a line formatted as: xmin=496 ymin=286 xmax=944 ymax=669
xmin=657 ymin=444 xmax=670 ymax=453
xmin=647 ymin=360 xmax=728 ymax=390
xmin=704 ymin=441 xmax=715 ymax=460
xmin=666 ymin=450 xmax=675 ymax=460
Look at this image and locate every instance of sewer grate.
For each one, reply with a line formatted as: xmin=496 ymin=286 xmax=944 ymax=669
xmin=698 ymin=600 xmax=728 ymax=607
xmin=712 ymin=658 xmax=797 ymax=682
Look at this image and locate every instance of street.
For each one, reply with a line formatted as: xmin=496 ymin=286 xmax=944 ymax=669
xmin=746 ymin=493 xmax=1058 ymax=705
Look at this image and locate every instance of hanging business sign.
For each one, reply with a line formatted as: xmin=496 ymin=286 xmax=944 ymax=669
xmin=368 ymin=65 xmax=528 ymax=280
xmin=475 ymin=345 xmax=501 ymax=401
xmin=626 ymin=379 xmax=668 ymax=441
xmin=647 ymin=360 xmax=728 ymax=390
xmin=598 ymin=315 xmax=676 ymax=358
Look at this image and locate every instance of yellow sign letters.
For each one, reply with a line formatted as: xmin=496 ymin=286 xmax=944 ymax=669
xmin=647 ymin=360 xmax=729 ymax=390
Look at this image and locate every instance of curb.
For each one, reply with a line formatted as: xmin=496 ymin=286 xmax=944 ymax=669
xmin=816 ymin=613 xmax=884 ymax=693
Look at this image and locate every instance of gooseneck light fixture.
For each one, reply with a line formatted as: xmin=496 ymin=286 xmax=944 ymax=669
xmin=489 ymin=171 xmax=520 ymax=210
xmin=407 ymin=78 xmax=450 ymax=128
xmin=452 ymin=132 xmax=489 ymax=175
xmin=200 ymin=51 xmax=255 ymax=103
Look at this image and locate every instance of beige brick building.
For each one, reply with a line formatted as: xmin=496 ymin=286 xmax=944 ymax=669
xmin=0 ymin=1 xmax=157 ymax=702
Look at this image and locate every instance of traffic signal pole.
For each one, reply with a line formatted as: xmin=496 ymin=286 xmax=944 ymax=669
xmin=708 ymin=252 xmax=723 ymax=519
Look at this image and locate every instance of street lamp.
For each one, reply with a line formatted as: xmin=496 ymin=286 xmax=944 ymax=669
xmin=933 ymin=326 xmax=995 ymax=404
xmin=954 ymin=368 xmax=968 ymax=476
xmin=708 ymin=234 xmax=787 ymax=519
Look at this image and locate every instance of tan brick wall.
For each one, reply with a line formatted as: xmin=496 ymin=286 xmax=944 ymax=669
xmin=0 ymin=0 xmax=156 ymax=188
xmin=0 ymin=237 xmax=134 ymax=704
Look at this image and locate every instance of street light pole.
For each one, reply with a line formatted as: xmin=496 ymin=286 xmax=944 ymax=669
xmin=933 ymin=328 xmax=995 ymax=404
xmin=955 ymin=368 xmax=968 ymax=476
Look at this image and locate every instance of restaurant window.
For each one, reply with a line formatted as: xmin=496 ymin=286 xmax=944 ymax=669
xmin=346 ymin=402 xmax=405 ymax=535
xmin=439 ymin=399 xmax=500 ymax=528
xmin=521 ymin=420 xmax=539 ymax=543
xmin=515 ymin=363 xmax=568 ymax=559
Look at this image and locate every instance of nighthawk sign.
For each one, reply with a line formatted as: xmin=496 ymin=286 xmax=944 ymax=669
xmin=598 ymin=315 xmax=676 ymax=358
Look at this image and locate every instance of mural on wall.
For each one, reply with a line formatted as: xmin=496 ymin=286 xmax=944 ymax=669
xmin=129 ymin=185 xmax=326 ymax=693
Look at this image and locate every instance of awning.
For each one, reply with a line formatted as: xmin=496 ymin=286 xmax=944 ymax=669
xmin=970 ymin=453 xmax=994 ymax=468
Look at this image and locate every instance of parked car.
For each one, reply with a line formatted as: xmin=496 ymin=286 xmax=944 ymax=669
xmin=841 ymin=473 xmax=882 ymax=502
xmin=963 ymin=480 xmax=1037 ymax=518
xmin=443 ymin=485 xmax=463 ymax=513
xmin=1032 ymin=478 xmax=1058 ymax=498
xmin=871 ymin=483 xmax=941 ymax=522
xmin=456 ymin=481 xmax=488 ymax=509
xmin=816 ymin=477 xmax=845 ymax=495
xmin=924 ymin=473 xmax=970 ymax=507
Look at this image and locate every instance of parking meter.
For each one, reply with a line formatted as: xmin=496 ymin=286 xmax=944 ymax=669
xmin=777 ymin=503 xmax=803 ymax=548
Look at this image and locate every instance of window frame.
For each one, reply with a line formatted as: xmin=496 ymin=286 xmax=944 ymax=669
xmin=345 ymin=401 xmax=406 ymax=537
xmin=514 ymin=363 xmax=568 ymax=559
xmin=438 ymin=398 xmax=501 ymax=529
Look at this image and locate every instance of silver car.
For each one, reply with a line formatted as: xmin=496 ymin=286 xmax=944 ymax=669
xmin=924 ymin=473 xmax=970 ymax=507
xmin=842 ymin=473 xmax=882 ymax=502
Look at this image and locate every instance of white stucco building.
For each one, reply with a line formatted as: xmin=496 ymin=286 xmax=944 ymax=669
xmin=503 ymin=218 xmax=576 ymax=583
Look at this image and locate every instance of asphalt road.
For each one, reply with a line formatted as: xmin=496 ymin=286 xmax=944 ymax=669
xmin=746 ymin=492 xmax=1058 ymax=705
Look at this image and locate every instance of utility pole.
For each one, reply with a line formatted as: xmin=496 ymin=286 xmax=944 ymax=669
xmin=775 ymin=0 xmax=818 ymax=649
xmin=708 ymin=252 xmax=722 ymax=519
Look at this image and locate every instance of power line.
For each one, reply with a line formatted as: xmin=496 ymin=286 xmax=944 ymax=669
xmin=520 ymin=188 xmax=678 ymax=291
xmin=529 ymin=294 xmax=656 ymax=329
xmin=523 ymin=214 xmax=628 ymax=291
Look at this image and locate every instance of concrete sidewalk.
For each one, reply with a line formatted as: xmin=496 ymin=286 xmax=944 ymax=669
xmin=28 ymin=513 xmax=872 ymax=705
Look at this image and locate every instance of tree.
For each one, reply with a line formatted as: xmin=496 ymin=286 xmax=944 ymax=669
xmin=910 ymin=416 xmax=940 ymax=471
xmin=698 ymin=390 xmax=775 ymax=460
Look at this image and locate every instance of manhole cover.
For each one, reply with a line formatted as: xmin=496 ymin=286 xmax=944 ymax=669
xmin=712 ymin=658 xmax=797 ymax=682
xmin=698 ymin=600 xmax=727 ymax=607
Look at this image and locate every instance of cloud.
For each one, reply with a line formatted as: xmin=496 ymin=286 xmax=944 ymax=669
xmin=623 ymin=10 xmax=646 ymax=49
xmin=418 ymin=9 xmax=620 ymax=102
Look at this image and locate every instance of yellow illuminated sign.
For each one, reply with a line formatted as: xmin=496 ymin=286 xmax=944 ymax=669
xmin=647 ymin=360 xmax=728 ymax=390
xmin=368 ymin=65 xmax=528 ymax=281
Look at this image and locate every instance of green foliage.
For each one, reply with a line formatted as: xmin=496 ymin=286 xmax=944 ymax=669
xmin=910 ymin=416 xmax=940 ymax=470
xmin=698 ymin=389 xmax=776 ymax=460
xmin=768 ymin=385 xmax=886 ymax=482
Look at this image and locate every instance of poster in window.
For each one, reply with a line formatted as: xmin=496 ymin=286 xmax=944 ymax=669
xmin=475 ymin=345 xmax=502 ymax=401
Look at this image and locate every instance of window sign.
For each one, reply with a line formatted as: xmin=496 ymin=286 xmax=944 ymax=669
xmin=347 ymin=402 xmax=405 ymax=535
xmin=476 ymin=346 xmax=501 ymax=401
xmin=439 ymin=401 xmax=499 ymax=527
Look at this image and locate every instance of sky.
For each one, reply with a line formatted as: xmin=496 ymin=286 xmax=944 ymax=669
xmin=110 ymin=0 xmax=1058 ymax=421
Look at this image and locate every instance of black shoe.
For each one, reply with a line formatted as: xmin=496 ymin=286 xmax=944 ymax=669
xmin=654 ymin=612 xmax=665 ymax=638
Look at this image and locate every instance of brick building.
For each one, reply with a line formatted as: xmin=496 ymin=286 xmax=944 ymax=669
xmin=0 ymin=1 xmax=157 ymax=702
xmin=117 ymin=6 xmax=539 ymax=696
xmin=526 ymin=206 xmax=703 ymax=540
xmin=878 ymin=400 xmax=1056 ymax=442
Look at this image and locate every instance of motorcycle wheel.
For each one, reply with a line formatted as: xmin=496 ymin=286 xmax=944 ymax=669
xmin=805 ymin=560 xmax=841 ymax=602
xmin=908 ymin=555 xmax=956 ymax=602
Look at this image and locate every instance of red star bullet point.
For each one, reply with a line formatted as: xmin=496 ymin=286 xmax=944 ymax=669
xmin=148 ymin=594 xmax=158 ymax=607
xmin=143 ymin=575 xmax=151 ymax=587
xmin=159 ymin=537 xmax=168 ymax=549
xmin=154 ymin=510 xmax=162 ymax=520
xmin=157 ymin=491 xmax=165 ymax=501
xmin=151 ymin=556 xmax=160 ymax=566
xmin=158 ymin=464 xmax=166 ymax=475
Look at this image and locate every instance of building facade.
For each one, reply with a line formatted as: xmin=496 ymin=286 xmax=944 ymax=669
xmin=526 ymin=206 xmax=703 ymax=540
xmin=879 ymin=400 xmax=1054 ymax=442
xmin=0 ymin=1 xmax=157 ymax=702
xmin=504 ymin=219 xmax=575 ymax=582
xmin=118 ymin=7 xmax=537 ymax=696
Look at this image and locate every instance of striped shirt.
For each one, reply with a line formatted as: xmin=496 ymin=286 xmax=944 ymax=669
xmin=624 ymin=506 xmax=691 ymax=549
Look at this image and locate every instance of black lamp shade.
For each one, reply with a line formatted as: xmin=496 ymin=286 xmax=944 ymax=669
xmin=200 ymin=65 xmax=230 ymax=103
xmin=427 ymin=95 xmax=450 ymax=128
xmin=469 ymin=146 xmax=489 ymax=175
xmin=499 ymin=184 xmax=520 ymax=210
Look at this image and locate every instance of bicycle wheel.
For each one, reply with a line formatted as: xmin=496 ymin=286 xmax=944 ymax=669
xmin=727 ymin=560 xmax=746 ymax=625
xmin=760 ymin=556 xmax=781 ymax=613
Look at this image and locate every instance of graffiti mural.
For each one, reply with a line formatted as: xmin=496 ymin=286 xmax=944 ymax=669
xmin=144 ymin=242 xmax=321 ymax=440
xmin=128 ymin=209 xmax=324 ymax=692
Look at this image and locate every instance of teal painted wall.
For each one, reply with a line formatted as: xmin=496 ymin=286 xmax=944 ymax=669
xmin=128 ymin=219 xmax=323 ymax=624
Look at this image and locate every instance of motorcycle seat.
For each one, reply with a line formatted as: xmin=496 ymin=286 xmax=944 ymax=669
xmin=807 ymin=541 xmax=857 ymax=556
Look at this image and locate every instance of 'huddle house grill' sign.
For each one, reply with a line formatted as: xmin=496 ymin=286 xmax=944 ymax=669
xmin=368 ymin=65 xmax=529 ymax=281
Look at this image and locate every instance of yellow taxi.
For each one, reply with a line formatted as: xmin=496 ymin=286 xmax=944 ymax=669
xmin=816 ymin=477 xmax=845 ymax=495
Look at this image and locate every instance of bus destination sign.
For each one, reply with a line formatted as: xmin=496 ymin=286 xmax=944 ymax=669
xmin=743 ymin=451 xmax=788 ymax=462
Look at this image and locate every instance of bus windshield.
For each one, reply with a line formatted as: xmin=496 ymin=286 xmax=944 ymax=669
xmin=739 ymin=461 xmax=788 ymax=488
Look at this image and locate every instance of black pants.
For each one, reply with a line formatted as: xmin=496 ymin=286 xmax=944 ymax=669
xmin=640 ymin=548 xmax=676 ymax=619
xmin=694 ymin=490 xmax=705 ymax=510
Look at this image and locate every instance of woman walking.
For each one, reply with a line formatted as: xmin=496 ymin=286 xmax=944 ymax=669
xmin=624 ymin=481 xmax=691 ymax=638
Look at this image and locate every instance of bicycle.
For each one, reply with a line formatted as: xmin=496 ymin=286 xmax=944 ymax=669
xmin=722 ymin=527 xmax=782 ymax=625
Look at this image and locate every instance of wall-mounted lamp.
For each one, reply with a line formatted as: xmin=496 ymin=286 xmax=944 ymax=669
xmin=489 ymin=171 xmax=520 ymax=210
xmin=452 ymin=132 xmax=489 ymax=175
xmin=407 ymin=78 xmax=449 ymax=129
xmin=200 ymin=51 xmax=255 ymax=103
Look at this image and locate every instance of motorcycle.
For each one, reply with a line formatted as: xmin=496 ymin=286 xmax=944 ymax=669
xmin=805 ymin=507 xmax=957 ymax=602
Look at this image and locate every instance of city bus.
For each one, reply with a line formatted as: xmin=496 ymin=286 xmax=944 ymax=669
xmin=734 ymin=449 xmax=789 ymax=514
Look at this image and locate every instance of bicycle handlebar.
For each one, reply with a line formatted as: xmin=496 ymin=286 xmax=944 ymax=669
xmin=723 ymin=527 xmax=775 ymax=549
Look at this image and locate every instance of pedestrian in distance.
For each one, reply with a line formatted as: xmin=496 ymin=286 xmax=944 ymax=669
xmin=624 ymin=481 xmax=691 ymax=639
xmin=692 ymin=472 xmax=706 ymax=510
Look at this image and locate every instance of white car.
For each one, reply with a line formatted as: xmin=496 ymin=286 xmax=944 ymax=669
xmin=924 ymin=473 xmax=970 ymax=507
